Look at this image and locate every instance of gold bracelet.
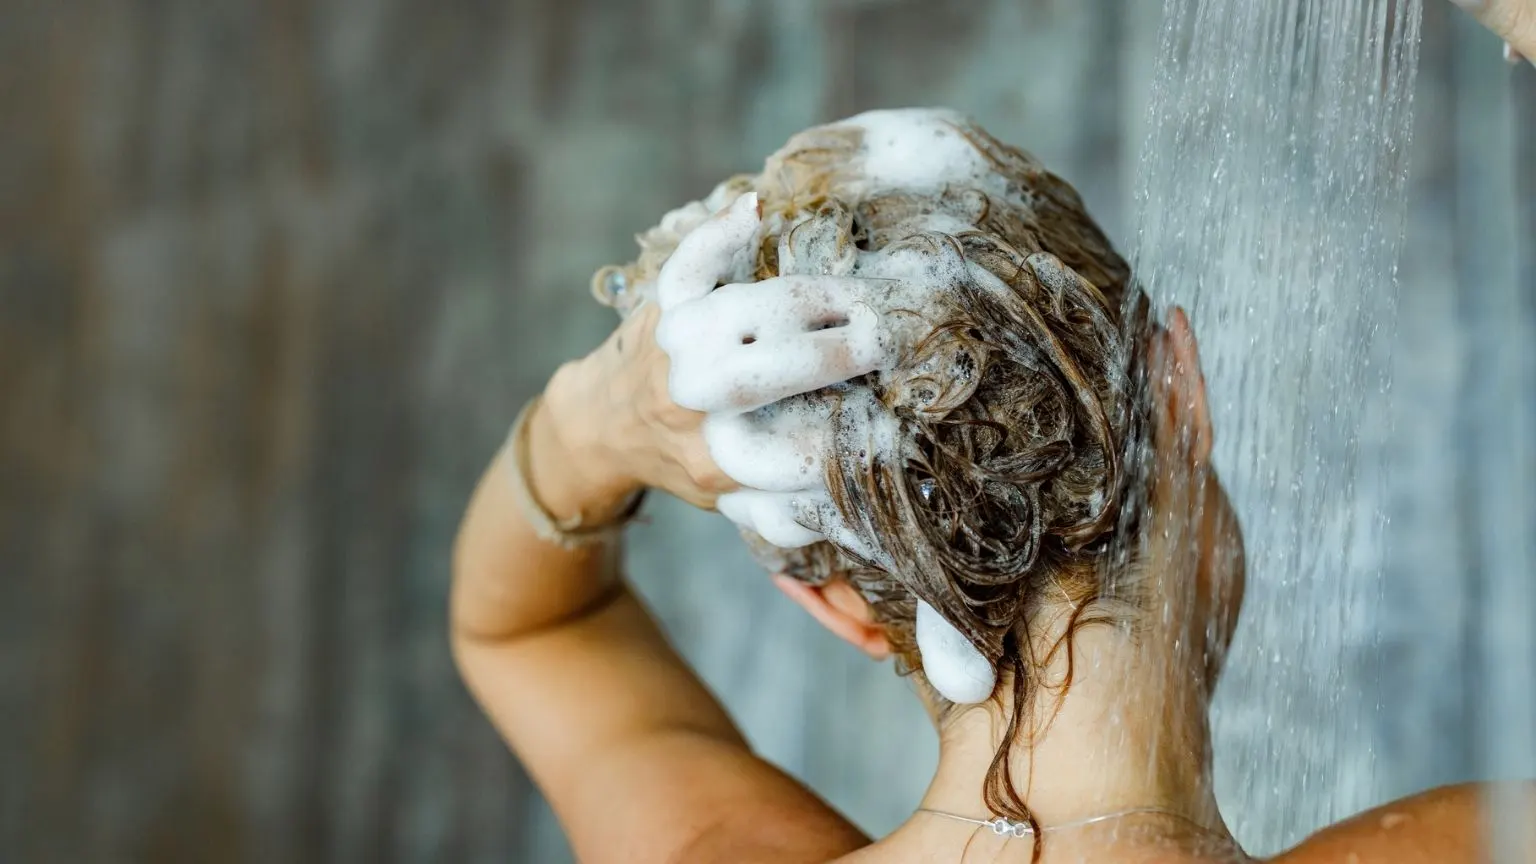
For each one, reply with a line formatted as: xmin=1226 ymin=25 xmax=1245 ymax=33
xmin=506 ymin=394 xmax=646 ymax=550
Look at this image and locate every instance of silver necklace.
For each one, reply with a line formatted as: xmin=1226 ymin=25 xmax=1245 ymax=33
xmin=917 ymin=806 xmax=1212 ymax=840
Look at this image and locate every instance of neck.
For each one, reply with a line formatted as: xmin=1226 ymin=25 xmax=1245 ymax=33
xmin=906 ymin=605 xmax=1235 ymax=860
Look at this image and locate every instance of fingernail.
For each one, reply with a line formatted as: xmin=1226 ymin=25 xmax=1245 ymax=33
xmin=1504 ymin=42 xmax=1523 ymax=65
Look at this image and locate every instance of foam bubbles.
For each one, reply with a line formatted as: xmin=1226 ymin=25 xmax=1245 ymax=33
xmin=916 ymin=599 xmax=997 ymax=704
xmin=657 ymin=112 xmax=1011 ymax=549
xmin=716 ymin=489 xmax=826 ymax=549
xmin=834 ymin=108 xmax=991 ymax=195
xmin=702 ymin=394 xmax=832 ymax=493
xmin=638 ymin=109 xmax=1052 ymax=698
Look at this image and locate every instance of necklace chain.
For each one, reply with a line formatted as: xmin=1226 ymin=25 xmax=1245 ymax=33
xmin=917 ymin=806 xmax=1213 ymax=840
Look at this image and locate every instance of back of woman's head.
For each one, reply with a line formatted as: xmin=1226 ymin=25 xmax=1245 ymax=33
xmin=597 ymin=107 xmax=1151 ymax=832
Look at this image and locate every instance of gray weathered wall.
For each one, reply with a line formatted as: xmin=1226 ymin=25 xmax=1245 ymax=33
xmin=2 ymin=1 xmax=1531 ymax=862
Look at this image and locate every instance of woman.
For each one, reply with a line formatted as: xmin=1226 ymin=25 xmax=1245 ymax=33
xmin=452 ymin=109 xmax=1506 ymax=863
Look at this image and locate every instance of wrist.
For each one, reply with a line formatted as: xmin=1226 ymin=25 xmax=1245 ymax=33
xmin=527 ymin=364 xmax=641 ymax=522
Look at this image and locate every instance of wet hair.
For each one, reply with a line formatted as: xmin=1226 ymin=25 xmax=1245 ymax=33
xmin=598 ymin=115 xmax=1151 ymax=859
xmin=756 ymin=121 xmax=1150 ymax=853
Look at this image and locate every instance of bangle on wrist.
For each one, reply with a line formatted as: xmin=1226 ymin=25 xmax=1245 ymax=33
xmin=506 ymin=394 xmax=646 ymax=549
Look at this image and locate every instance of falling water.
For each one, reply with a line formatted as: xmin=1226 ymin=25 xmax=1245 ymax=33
xmin=1130 ymin=0 xmax=1420 ymax=854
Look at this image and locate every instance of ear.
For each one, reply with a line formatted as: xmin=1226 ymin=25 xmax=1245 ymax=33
xmin=1164 ymin=306 xmax=1213 ymax=466
xmin=772 ymin=575 xmax=892 ymax=660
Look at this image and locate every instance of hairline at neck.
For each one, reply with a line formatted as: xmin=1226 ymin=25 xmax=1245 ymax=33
xmin=912 ymin=595 xmax=1230 ymax=849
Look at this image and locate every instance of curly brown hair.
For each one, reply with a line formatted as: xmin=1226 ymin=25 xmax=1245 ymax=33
xmin=597 ymin=111 xmax=1152 ymax=857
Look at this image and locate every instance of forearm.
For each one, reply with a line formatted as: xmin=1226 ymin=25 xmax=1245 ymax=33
xmin=448 ymin=364 xmax=758 ymax=823
xmin=450 ymin=364 xmax=640 ymax=646
xmin=446 ymin=197 xmax=875 ymax=862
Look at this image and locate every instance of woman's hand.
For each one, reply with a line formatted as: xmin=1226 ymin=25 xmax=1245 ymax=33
xmin=539 ymin=186 xmax=898 ymax=528
xmin=541 ymin=302 xmax=737 ymax=513
xmin=1451 ymin=0 xmax=1536 ymax=64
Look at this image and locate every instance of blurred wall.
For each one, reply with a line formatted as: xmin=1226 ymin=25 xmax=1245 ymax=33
xmin=1 ymin=1 xmax=1530 ymax=862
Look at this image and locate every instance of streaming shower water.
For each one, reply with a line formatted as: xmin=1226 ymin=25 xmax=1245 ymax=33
xmin=1129 ymin=0 xmax=1420 ymax=854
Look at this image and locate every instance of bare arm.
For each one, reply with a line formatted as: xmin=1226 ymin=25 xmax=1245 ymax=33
xmin=1273 ymin=782 xmax=1535 ymax=864
xmin=450 ymin=305 xmax=867 ymax=864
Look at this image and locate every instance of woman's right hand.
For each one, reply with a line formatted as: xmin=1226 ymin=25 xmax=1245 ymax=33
xmin=1451 ymin=0 xmax=1536 ymax=63
xmin=541 ymin=301 xmax=737 ymax=513
xmin=539 ymin=189 xmax=890 ymax=517
xmin=552 ymin=190 xmax=910 ymax=552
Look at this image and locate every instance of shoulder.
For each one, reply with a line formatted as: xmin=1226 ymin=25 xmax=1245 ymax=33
xmin=1268 ymin=783 xmax=1492 ymax=864
xmin=668 ymin=788 xmax=871 ymax=864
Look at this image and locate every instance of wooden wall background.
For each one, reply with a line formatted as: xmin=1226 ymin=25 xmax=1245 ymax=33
xmin=1 ymin=1 xmax=1530 ymax=862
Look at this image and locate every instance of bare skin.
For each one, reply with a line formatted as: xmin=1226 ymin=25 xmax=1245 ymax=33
xmin=451 ymin=291 xmax=1531 ymax=862
xmin=1448 ymin=0 xmax=1536 ymax=62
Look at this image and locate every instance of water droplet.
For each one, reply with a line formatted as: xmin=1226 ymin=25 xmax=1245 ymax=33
xmin=1379 ymin=812 xmax=1407 ymax=830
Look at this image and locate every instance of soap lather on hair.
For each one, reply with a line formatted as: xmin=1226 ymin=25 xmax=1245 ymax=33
xmin=591 ymin=108 xmax=1137 ymax=709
